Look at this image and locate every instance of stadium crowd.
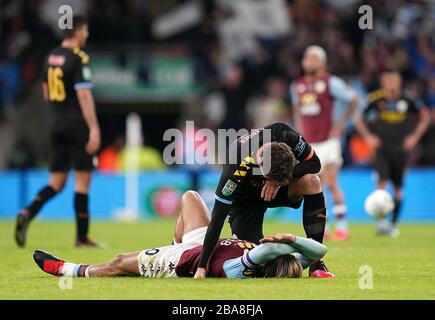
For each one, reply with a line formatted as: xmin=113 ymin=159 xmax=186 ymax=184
xmin=1 ymin=0 xmax=434 ymax=170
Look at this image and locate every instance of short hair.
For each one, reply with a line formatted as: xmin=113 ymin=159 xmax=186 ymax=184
xmin=63 ymin=16 xmax=88 ymax=39
xmin=260 ymin=142 xmax=297 ymax=185
xmin=304 ymin=45 xmax=327 ymax=63
xmin=263 ymin=255 xmax=303 ymax=278
xmin=380 ymin=68 xmax=402 ymax=77
xmin=380 ymin=69 xmax=403 ymax=87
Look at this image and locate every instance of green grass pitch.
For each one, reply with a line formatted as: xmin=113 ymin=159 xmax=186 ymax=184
xmin=0 ymin=220 xmax=434 ymax=300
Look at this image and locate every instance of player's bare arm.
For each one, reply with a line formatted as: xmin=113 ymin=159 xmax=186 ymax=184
xmin=354 ymin=113 xmax=382 ymax=149
xmin=76 ymin=88 xmax=101 ymax=155
xmin=329 ymin=94 xmax=359 ymax=139
xmin=194 ymin=200 xmax=228 ymax=279
xmin=403 ymin=107 xmax=430 ymax=151
xmin=42 ymin=83 xmax=49 ymax=102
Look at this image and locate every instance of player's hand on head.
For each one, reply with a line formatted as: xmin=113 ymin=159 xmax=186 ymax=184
xmin=274 ymin=233 xmax=296 ymax=244
xmin=194 ymin=267 xmax=207 ymax=279
xmin=86 ymin=127 xmax=101 ymax=155
xmin=260 ymin=233 xmax=296 ymax=244
xmin=259 ymin=235 xmax=276 ymax=243
xmin=261 ymin=180 xmax=281 ymax=202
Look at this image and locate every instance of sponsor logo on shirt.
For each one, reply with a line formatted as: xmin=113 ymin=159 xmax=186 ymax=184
xmin=300 ymin=93 xmax=321 ymax=116
xmin=48 ymin=55 xmax=66 ymax=66
xmin=294 ymin=136 xmax=306 ymax=157
xmin=314 ymin=80 xmax=326 ymax=94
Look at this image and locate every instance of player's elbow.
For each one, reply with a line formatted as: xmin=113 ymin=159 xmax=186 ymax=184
xmin=317 ymin=244 xmax=327 ymax=259
xmin=307 ymin=244 xmax=328 ymax=263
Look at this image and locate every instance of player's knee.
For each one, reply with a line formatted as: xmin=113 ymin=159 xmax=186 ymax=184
xmin=50 ymin=181 xmax=66 ymax=193
xmin=75 ymin=181 xmax=90 ymax=194
xmin=182 ymin=190 xmax=200 ymax=203
xmin=299 ymin=174 xmax=322 ymax=194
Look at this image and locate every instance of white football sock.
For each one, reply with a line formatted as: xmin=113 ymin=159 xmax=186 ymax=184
xmin=84 ymin=266 xmax=90 ymax=277
xmin=60 ymin=262 xmax=79 ymax=277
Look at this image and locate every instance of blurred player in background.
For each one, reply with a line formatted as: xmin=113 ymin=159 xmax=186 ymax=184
xmin=291 ymin=46 xmax=359 ymax=241
xmin=355 ymin=70 xmax=430 ymax=237
xmin=14 ymin=16 xmax=101 ymax=247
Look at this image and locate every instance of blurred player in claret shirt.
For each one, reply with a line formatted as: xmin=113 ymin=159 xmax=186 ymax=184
xmin=355 ymin=70 xmax=430 ymax=238
xmin=14 ymin=16 xmax=102 ymax=247
xmin=291 ymin=46 xmax=360 ymax=241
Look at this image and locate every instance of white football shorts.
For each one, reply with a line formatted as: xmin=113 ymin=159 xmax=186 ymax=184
xmin=137 ymin=226 xmax=207 ymax=278
xmin=311 ymin=138 xmax=343 ymax=172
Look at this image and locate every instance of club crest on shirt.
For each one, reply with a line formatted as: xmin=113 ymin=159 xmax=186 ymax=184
xmin=396 ymin=99 xmax=408 ymax=113
xmin=314 ymin=80 xmax=326 ymax=94
xmin=222 ymin=180 xmax=237 ymax=196
xmin=296 ymin=83 xmax=306 ymax=93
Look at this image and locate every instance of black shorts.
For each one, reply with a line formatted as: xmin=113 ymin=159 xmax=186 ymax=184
xmin=374 ymin=148 xmax=407 ymax=187
xmin=228 ymin=187 xmax=303 ymax=243
xmin=49 ymin=116 xmax=93 ymax=172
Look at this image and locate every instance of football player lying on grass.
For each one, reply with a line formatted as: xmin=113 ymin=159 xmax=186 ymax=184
xmin=33 ymin=191 xmax=328 ymax=279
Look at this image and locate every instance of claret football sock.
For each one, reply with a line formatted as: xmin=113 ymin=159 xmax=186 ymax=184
xmin=77 ymin=264 xmax=90 ymax=277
